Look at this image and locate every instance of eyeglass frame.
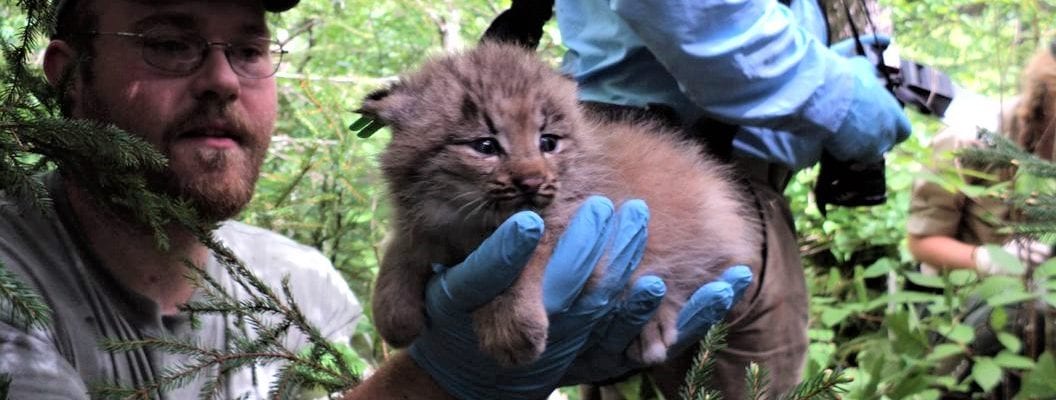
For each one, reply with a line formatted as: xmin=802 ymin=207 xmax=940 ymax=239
xmin=88 ymin=30 xmax=288 ymax=79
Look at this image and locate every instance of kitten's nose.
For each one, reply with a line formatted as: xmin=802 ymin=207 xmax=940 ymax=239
xmin=514 ymin=176 xmax=545 ymax=193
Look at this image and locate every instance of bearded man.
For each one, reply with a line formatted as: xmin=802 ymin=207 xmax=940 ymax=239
xmin=0 ymin=1 xmax=749 ymax=398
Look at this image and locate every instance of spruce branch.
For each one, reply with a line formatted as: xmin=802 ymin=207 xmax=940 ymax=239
xmin=0 ymin=259 xmax=51 ymax=329
xmin=957 ymin=130 xmax=1056 ymax=242
xmin=781 ymin=369 xmax=851 ymax=400
xmin=744 ymin=362 xmax=771 ymax=400
xmin=680 ymin=324 xmax=727 ymax=400
xmin=270 ymin=364 xmax=308 ymax=400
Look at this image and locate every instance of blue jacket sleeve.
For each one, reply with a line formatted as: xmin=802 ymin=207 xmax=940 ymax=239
xmin=609 ymin=0 xmax=857 ymax=138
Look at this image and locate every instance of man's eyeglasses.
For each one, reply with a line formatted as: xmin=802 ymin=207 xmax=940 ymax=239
xmin=90 ymin=31 xmax=287 ymax=79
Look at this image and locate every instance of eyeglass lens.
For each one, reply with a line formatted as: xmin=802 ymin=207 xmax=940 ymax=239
xmin=139 ymin=32 xmax=283 ymax=78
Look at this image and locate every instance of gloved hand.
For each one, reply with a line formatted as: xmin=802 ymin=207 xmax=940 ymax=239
xmin=824 ymin=34 xmax=912 ymax=163
xmin=408 ymin=196 xmax=752 ymax=399
xmin=973 ymin=238 xmax=1053 ymax=276
xmin=559 ymin=265 xmax=752 ymax=385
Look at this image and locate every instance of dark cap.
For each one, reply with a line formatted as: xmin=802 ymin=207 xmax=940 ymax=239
xmin=52 ymin=0 xmax=300 ymax=36
xmin=54 ymin=0 xmax=301 ymax=20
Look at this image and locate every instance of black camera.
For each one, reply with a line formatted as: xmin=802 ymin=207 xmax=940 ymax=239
xmin=813 ymin=41 xmax=954 ymax=216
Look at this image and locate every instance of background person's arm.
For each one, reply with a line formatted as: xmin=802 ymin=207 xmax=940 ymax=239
xmin=907 ymin=234 xmax=978 ymax=271
xmin=609 ymin=0 xmax=910 ymax=162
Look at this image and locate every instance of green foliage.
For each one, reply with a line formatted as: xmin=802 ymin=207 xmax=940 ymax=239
xmin=3 ymin=0 xmax=1056 ymax=399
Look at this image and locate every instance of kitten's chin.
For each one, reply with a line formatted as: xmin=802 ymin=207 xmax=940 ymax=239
xmin=495 ymin=194 xmax=554 ymax=214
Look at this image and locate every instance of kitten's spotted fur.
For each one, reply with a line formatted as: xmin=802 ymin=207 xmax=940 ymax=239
xmin=361 ymin=42 xmax=762 ymax=366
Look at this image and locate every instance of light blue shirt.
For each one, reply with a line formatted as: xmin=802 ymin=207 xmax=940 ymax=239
xmin=557 ymin=0 xmax=845 ymax=170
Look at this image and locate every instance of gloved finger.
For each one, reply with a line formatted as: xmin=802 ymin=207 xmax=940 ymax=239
xmin=894 ymin=103 xmax=912 ymax=143
xmin=673 ymin=281 xmax=734 ymax=346
xmin=576 ymin=199 xmax=650 ymax=311
xmin=437 ymin=211 xmax=543 ymax=311
xmin=831 ymin=34 xmax=891 ymax=57
xmin=858 ymin=34 xmax=891 ymax=48
xmin=543 ymin=196 xmax=615 ymax=313
xmin=719 ymin=265 xmax=753 ymax=304
xmin=597 ymin=275 xmax=666 ymax=353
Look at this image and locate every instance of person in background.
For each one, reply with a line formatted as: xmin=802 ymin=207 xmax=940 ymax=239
xmin=0 ymin=0 xmax=750 ymax=399
xmin=550 ymin=0 xmax=912 ymax=397
xmin=907 ymin=44 xmax=1056 ymax=391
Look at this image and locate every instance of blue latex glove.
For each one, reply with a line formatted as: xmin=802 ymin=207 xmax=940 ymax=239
xmin=823 ymin=34 xmax=911 ymax=162
xmin=830 ymin=34 xmax=891 ymax=58
xmin=408 ymin=196 xmax=754 ymax=398
xmin=409 ymin=196 xmax=650 ymax=399
xmin=559 ymin=265 xmax=753 ymax=385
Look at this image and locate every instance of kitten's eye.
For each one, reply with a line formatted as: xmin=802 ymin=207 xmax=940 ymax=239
xmin=470 ymin=138 xmax=501 ymax=155
xmin=539 ymin=135 xmax=560 ymax=153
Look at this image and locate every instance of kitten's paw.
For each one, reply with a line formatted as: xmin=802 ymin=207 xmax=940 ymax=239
xmin=473 ymin=300 xmax=548 ymax=366
xmin=629 ymin=306 xmax=680 ymax=365
xmin=373 ymin=298 xmax=425 ymax=348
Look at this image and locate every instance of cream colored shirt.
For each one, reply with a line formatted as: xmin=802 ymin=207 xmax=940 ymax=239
xmin=0 ymin=173 xmax=362 ymax=399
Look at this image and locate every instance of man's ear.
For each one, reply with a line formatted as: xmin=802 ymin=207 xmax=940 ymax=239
xmin=43 ymin=40 xmax=80 ymax=106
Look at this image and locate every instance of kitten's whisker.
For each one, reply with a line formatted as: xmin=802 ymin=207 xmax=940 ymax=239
xmin=453 ymin=196 xmax=484 ymax=217
xmin=447 ymin=191 xmax=478 ymax=204
xmin=465 ymin=198 xmax=493 ymax=223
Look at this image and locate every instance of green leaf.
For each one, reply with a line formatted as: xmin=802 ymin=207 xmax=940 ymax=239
xmin=820 ymin=307 xmax=852 ymax=327
xmin=807 ymin=328 xmax=834 ymax=341
xmin=941 ymin=324 xmax=976 ymax=344
xmin=986 ymin=291 xmax=1036 ymax=308
xmin=1036 ymin=258 xmax=1056 ymax=278
xmin=997 ymin=332 xmax=1022 ymax=353
xmin=862 ymin=258 xmax=894 ymax=278
xmin=993 ymin=351 xmax=1035 ymax=370
xmin=354 ymin=120 xmax=386 ymax=138
xmin=971 ymin=356 xmax=1002 ymax=392
xmin=983 ymin=244 xmax=1026 ymax=275
xmin=347 ymin=115 xmax=374 ymax=131
xmin=990 ymin=306 xmax=1008 ymax=330
xmin=1017 ymin=352 xmax=1056 ymax=399
xmin=904 ymin=272 xmax=946 ymax=289
xmin=925 ymin=343 xmax=965 ymax=362
xmin=971 ymin=276 xmax=1023 ymax=300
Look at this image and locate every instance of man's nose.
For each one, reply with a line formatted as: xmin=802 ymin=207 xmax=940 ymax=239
xmin=190 ymin=46 xmax=240 ymax=102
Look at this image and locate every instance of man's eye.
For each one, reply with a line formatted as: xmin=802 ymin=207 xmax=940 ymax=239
xmin=230 ymin=43 xmax=269 ymax=61
xmin=539 ymin=135 xmax=560 ymax=152
xmin=144 ymin=36 xmax=195 ymax=56
xmin=470 ymin=138 xmax=501 ymax=155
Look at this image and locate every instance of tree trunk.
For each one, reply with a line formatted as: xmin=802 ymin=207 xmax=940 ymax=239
xmin=818 ymin=0 xmax=893 ymax=42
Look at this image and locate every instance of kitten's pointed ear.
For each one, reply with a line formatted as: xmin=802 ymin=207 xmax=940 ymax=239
xmin=353 ymin=84 xmax=413 ymax=138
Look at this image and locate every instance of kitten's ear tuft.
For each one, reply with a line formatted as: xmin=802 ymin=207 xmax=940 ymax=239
xmin=352 ymin=88 xmax=398 ymax=138
xmin=365 ymin=88 xmax=391 ymax=102
xmin=355 ymin=83 xmax=414 ymax=134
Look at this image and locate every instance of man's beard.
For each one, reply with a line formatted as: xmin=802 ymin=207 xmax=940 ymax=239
xmin=80 ymin=89 xmax=268 ymax=224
